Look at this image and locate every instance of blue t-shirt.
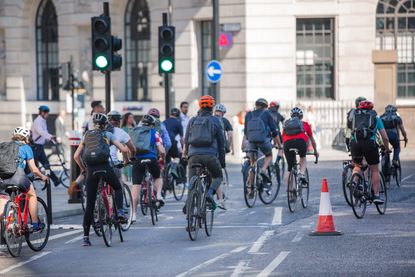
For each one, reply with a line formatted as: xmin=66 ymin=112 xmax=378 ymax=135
xmin=17 ymin=143 xmax=34 ymax=169
xmin=135 ymin=129 xmax=158 ymax=159
xmin=163 ymin=117 xmax=183 ymax=142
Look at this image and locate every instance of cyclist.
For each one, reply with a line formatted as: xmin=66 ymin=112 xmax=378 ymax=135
xmin=282 ymin=107 xmax=319 ymax=189
xmin=0 ymin=127 xmax=49 ymax=232
xmin=183 ymin=95 xmax=225 ymax=211
xmin=380 ymin=105 xmax=408 ymax=177
xmin=148 ymin=108 xmax=172 ymax=153
xmin=180 ymin=101 xmax=190 ymax=135
xmin=73 ymin=113 xmax=128 ymax=247
xmin=31 ymin=105 xmax=60 ymax=186
xmin=244 ymin=98 xmax=282 ymax=185
xmin=83 ymin=100 xmax=105 ymax=133
xmin=130 ymin=114 xmax=166 ymax=221
xmin=345 ymin=96 xmax=367 ymax=150
xmin=349 ymin=100 xmax=391 ymax=205
xmin=268 ymin=100 xmax=285 ymax=167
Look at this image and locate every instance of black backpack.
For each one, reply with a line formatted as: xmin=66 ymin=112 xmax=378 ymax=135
xmin=352 ymin=109 xmax=378 ymax=141
xmin=188 ymin=116 xmax=214 ymax=147
xmin=381 ymin=112 xmax=398 ymax=129
xmin=246 ymin=111 xmax=268 ymax=143
xmin=82 ymin=130 xmax=110 ymax=165
xmin=283 ymin=117 xmax=304 ymax=136
xmin=0 ymin=142 xmax=20 ymax=179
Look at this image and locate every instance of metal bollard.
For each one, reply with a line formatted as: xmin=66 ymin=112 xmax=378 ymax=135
xmin=68 ymin=131 xmax=82 ymax=204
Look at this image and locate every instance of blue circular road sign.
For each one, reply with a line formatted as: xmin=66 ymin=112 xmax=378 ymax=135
xmin=206 ymin=60 xmax=222 ymax=83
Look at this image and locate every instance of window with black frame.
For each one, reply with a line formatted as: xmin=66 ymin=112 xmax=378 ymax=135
xmin=376 ymin=0 xmax=415 ymax=98
xmin=125 ymin=0 xmax=151 ymax=101
xmin=296 ymin=18 xmax=335 ymax=99
xmin=200 ymin=21 xmax=212 ymax=96
xmin=36 ymin=0 xmax=59 ymax=101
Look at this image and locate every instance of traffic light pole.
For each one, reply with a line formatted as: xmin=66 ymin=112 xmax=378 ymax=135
xmin=103 ymin=2 xmax=111 ymax=113
xmin=69 ymin=59 xmax=75 ymax=130
xmin=163 ymin=13 xmax=170 ymax=119
xmin=211 ymin=0 xmax=220 ymax=102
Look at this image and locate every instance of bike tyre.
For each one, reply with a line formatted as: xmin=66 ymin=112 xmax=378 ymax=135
xmin=26 ymin=197 xmax=50 ymax=252
xmin=350 ymin=173 xmax=367 ymax=219
xmin=3 ymin=201 xmax=23 ymax=257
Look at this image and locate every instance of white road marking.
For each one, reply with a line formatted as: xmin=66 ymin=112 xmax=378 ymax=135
xmin=230 ymin=260 xmax=249 ymax=277
xmin=175 ymin=246 xmax=247 ymax=277
xmin=65 ymin=235 xmax=84 ymax=244
xmin=0 ymin=251 xmax=51 ymax=274
xmin=257 ymin=251 xmax=290 ymax=277
xmin=249 ymin=211 xmax=256 ymax=215
xmin=271 ymin=207 xmax=282 ymax=226
xmin=51 ymin=224 xmax=83 ymax=230
xmin=402 ymin=173 xmax=415 ymax=182
xmin=48 ymin=229 xmax=84 ymax=241
xmin=129 ymin=225 xmax=270 ymax=230
xmin=248 ymin=230 xmax=275 ymax=254
xmin=291 ymin=232 xmax=303 ymax=243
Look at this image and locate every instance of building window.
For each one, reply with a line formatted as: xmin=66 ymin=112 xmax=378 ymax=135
xmin=296 ymin=18 xmax=335 ymax=99
xmin=200 ymin=21 xmax=212 ymax=96
xmin=125 ymin=0 xmax=151 ymax=101
xmin=376 ymin=0 xmax=415 ymax=98
xmin=36 ymin=0 xmax=59 ymax=101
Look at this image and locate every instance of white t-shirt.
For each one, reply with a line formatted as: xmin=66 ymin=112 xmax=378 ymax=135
xmin=110 ymin=127 xmax=131 ymax=164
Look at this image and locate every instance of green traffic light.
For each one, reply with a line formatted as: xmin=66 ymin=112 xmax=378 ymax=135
xmin=95 ymin=55 xmax=109 ymax=69
xmin=160 ymin=59 xmax=173 ymax=73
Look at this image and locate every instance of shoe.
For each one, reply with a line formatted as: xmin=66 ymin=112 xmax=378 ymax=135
xmin=206 ymin=195 xmax=216 ymax=211
xmin=392 ymin=160 xmax=399 ymax=167
xmin=117 ymin=211 xmax=128 ymax=224
xmin=373 ymin=195 xmax=384 ymax=205
xmin=32 ymin=222 xmax=42 ymax=233
xmin=156 ymin=199 xmax=165 ymax=208
xmin=131 ymin=213 xmax=136 ymax=224
xmin=182 ymin=204 xmax=187 ymax=215
xmin=260 ymin=170 xmax=271 ymax=183
xmin=298 ymin=173 xmax=307 ymax=184
xmin=82 ymin=236 xmax=91 ymax=247
xmin=218 ymin=200 xmax=226 ymax=210
xmin=185 ymin=225 xmax=196 ymax=232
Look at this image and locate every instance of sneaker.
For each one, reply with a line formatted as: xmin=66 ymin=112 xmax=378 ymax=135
xmin=182 ymin=204 xmax=187 ymax=214
xmin=218 ymin=200 xmax=226 ymax=210
xmin=156 ymin=199 xmax=165 ymax=208
xmin=131 ymin=213 xmax=136 ymax=224
xmin=32 ymin=222 xmax=42 ymax=233
xmin=392 ymin=160 xmax=399 ymax=168
xmin=206 ymin=195 xmax=216 ymax=211
xmin=373 ymin=195 xmax=385 ymax=205
xmin=82 ymin=236 xmax=91 ymax=247
xmin=298 ymin=173 xmax=307 ymax=184
xmin=260 ymin=170 xmax=271 ymax=183
xmin=117 ymin=211 xmax=128 ymax=224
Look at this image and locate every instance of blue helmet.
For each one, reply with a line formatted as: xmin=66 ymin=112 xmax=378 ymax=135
xmin=38 ymin=105 xmax=50 ymax=113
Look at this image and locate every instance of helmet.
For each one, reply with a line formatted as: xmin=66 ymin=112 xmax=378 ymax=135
xmin=38 ymin=105 xmax=50 ymax=113
xmin=269 ymin=101 xmax=280 ymax=108
xmin=142 ymin=114 xmax=156 ymax=126
xmin=255 ymin=98 xmax=268 ymax=108
xmin=214 ymin=103 xmax=227 ymax=113
xmin=107 ymin=110 xmax=122 ymax=122
xmin=148 ymin=108 xmax=161 ymax=118
xmin=170 ymin=108 xmax=180 ymax=117
xmin=385 ymin=104 xmax=397 ymax=113
xmin=199 ymin=95 xmax=215 ymax=109
xmin=13 ymin=127 xmax=30 ymax=138
xmin=290 ymin=107 xmax=304 ymax=119
xmin=358 ymin=100 xmax=374 ymax=110
xmin=92 ymin=113 xmax=108 ymax=125
xmin=355 ymin=96 xmax=367 ymax=108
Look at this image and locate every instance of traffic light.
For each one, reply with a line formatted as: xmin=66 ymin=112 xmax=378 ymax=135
xmin=111 ymin=36 xmax=122 ymax=71
xmin=91 ymin=15 xmax=111 ymax=71
xmin=158 ymin=26 xmax=175 ymax=74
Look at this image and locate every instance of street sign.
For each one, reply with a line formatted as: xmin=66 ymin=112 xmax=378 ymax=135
xmin=206 ymin=60 xmax=222 ymax=83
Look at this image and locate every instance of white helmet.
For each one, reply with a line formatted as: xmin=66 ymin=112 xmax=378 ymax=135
xmin=13 ymin=127 xmax=30 ymax=138
xmin=214 ymin=103 xmax=227 ymax=113
xmin=290 ymin=107 xmax=304 ymax=119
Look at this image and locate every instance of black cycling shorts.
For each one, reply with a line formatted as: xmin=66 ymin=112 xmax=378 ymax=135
xmin=283 ymin=139 xmax=307 ymax=172
xmin=350 ymin=139 xmax=379 ymax=165
xmin=132 ymin=158 xmax=161 ymax=185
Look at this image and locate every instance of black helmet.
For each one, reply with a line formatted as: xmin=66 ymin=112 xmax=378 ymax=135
xmin=255 ymin=98 xmax=268 ymax=108
xmin=107 ymin=110 xmax=122 ymax=122
xmin=170 ymin=108 xmax=180 ymax=117
xmin=142 ymin=114 xmax=156 ymax=126
xmin=385 ymin=104 xmax=397 ymax=113
xmin=92 ymin=113 xmax=108 ymax=125
xmin=355 ymin=96 xmax=367 ymax=108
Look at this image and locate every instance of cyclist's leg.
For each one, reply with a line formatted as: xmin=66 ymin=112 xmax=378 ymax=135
xmin=105 ymin=165 xmax=124 ymax=214
xmin=26 ymin=184 xmax=39 ymax=222
xmin=362 ymin=141 xmax=381 ymax=196
xmin=388 ymin=131 xmax=400 ymax=162
xmin=297 ymin=139 xmax=308 ymax=177
xmin=37 ymin=144 xmax=59 ymax=183
xmin=350 ymin=140 xmax=364 ymax=176
xmin=131 ymin=160 xmax=145 ymax=215
xmin=83 ymin=168 xmax=100 ymax=237
xmin=283 ymin=140 xmax=297 ymax=185
xmin=205 ymin=155 xmax=223 ymax=208
xmin=258 ymin=141 xmax=273 ymax=173
xmin=148 ymin=159 xmax=162 ymax=201
xmin=0 ymin=193 xmax=9 ymax=217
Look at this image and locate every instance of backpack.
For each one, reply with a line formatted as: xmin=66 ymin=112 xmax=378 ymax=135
xmin=346 ymin=109 xmax=355 ymax=129
xmin=381 ymin=112 xmax=398 ymax=129
xmin=129 ymin=125 xmax=154 ymax=154
xmin=188 ymin=116 xmax=214 ymax=147
xmin=82 ymin=130 xmax=110 ymax=165
xmin=246 ymin=111 xmax=268 ymax=143
xmin=352 ymin=109 xmax=378 ymax=141
xmin=283 ymin=117 xmax=304 ymax=136
xmin=0 ymin=142 xmax=20 ymax=179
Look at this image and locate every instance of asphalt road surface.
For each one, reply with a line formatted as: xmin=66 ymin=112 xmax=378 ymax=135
xmin=1 ymin=159 xmax=415 ymax=276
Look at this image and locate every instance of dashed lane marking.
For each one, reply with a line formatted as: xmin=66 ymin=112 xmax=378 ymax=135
xmin=257 ymin=251 xmax=290 ymax=277
xmin=129 ymin=225 xmax=271 ymax=230
xmin=0 ymin=251 xmax=51 ymax=274
xmin=51 ymin=224 xmax=83 ymax=230
xmin=248 ymin=231 xmax=275 ymax=254
xmin=271 ymin=207 xmax=282 ymax=226
xmin=291 ymin=232 xmax=303 ymax=243
xmin=402 ymin=173 xmax=415 ymax=183
xmin=230 ymin=260 xmax=250 ymax=277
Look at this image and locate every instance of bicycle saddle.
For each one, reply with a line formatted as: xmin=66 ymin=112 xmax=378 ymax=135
xmin=92 ymin=170 xmax=107 ymax=176
xmin=4 ymin=185 xmax=20 ymax=193
xmin=289 ymin=148 xmax=299 ymax=153
xmin=141 ymin=159 xmax=152 ymax=164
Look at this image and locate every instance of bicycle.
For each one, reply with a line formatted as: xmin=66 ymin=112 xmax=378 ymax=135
xmin=380 ymin=139 xmax=405 ymax=187
xmin=1 ymin=178 xmax=50 ymax=257
xmin=274 ymin=153 xmax=285 ymax=186
xmin=162 ymin=160 xmax=186 ymax=201
xmin=40 ymin=141 xmax=70 ymax=188
xmin=219 ymin=167 xmax=230 ymax=201
xmin=286 ymin=149 xmax=318 ymax=213
xmin=243 ymin=150 xmax=280 ymax=208
xmin=139 ymin=159 xmax=159 ymax=226
xmin=341 ymin=158 xmax=353 ymax=206
xmin=93 ymin=170 xmax=124 ymax=247
xmin=186 ymin=163 xmax=214 ymax=241
xmin=349 ymin=164 xmax=387 ymax=219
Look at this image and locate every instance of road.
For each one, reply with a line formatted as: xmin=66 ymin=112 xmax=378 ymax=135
xmin=1 ymin=159 xmax=415 ymax=276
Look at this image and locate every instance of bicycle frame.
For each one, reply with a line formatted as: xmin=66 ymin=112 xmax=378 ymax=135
xmin=99 ymin=181 xmax=114 ymax=219
xmin=6 ymin=192 xmax=32 ymax=236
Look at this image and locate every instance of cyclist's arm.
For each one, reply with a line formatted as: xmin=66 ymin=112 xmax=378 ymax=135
xmin=305 ymin=123 xmax=318 ymax=156
xmin=27 ymin=159 xmax=48 ymax=181
xmin=273 ymin=134 xmax=282 ymax=149
xmin=74 ymin=143 xmax=87 ymax=173
xmin=398 ymin=123 xmax=408 ymax=142
xmin=126 ymin=139 xmax=136 ymax=157
xmin=113 ymin=140 xmax=128 ymax=154
xmin=379 ymin=129 xmax=391 ymax=152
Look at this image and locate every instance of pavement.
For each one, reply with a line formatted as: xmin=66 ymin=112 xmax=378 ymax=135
xmin=0 ymin=157 xmax=414 ymax=276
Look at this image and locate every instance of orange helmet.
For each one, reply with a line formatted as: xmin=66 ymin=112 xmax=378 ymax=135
xmin=358 ymin=100 xmax=374 ymax=110
xmin=199 ymin=95 xmax=215 ymax=109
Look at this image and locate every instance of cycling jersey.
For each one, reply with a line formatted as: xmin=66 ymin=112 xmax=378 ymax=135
xmin=135 ymin=131 xmax=163 ymax=160
xmin=282 ymin=121 xmax=313 ymax=143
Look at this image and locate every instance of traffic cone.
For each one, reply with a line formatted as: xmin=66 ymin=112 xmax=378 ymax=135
xmin=310 ymin=178 xmax=342 ymax=236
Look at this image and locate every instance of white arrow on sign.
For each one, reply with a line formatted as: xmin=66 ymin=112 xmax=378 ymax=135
xmin=207 ymin=66 xmax=222 ymax=77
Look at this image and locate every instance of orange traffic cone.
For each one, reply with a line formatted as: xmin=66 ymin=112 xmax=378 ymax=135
xmin=310 ymin=178 xmax=342 ymax=236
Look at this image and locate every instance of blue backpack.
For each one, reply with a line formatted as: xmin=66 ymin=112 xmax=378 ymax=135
xmin=246 ymin=111 xmax=268 ymax=143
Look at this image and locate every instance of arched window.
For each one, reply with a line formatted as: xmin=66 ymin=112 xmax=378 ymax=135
xmin=376 ymin=0 xmax=415 ymax=98
xmin=36 ymin=0 xmax=59 ymax=101
xmin=125 ymin=0 xmax=151 ymax=101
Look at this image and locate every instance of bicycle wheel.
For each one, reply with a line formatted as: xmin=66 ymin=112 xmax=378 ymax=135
xmin=81 ymin=180 xmax=87 ymax=212
xmin=287 ymin=171 xmax=298 ymax=213
xmin=148 ymin=184 xmax=156 ymax=226
xmin=243 ymin=168 xmax=257 ymax=208
xmin=121 ymin=184 xmax=133 ymax=231
xmin=59 ymin=167 xmax=70 ymax=188
xmin=98 ymin=193 xmax=112 ymax=247
xmin=3 ymin=201 xmax=23 ymax=257
xmin=376 ymin=173 xmax=387 ymax=215
xmin=259 ymin=165 xmax=279 ymax=205
xmin=395 ymin=160 xmax=402 ymax=187
xmin=220 ymin=168 xmax=230 ymax=201
xmin=186 ymin=188 xmax=200 ymax=241
xmin=93 ymin=195 xmax=102 ymax=237
xmin=173 ymin=177 xmax=185 ymax=201
xmin=203 ymin=196 xmax=214 ymax=237
xmin=350 ymin=173 xmax=367 ymax=219
xmin=112 ymin=194 xmax=124 ymax=243
xmin=140 ymin=187 xmax=148 ymax=216
xmin=26 ymin=197 xmax=50 ymax=252
xmin=342 ymin=164 xmax=353 ymax=206
xmin=301 ymin=169 xmax=310 ymax=209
